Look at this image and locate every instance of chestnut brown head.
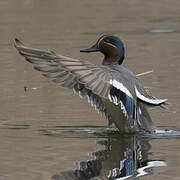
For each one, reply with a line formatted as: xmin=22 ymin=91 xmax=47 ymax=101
xmin=80 ymin=35 xmax=125 ymax=65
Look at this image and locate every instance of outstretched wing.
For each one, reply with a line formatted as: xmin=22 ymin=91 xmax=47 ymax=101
xmin=14 ymin=39 xmax=119 ymax=124
xmin=14 ymin=38 xmax=111 ymax=98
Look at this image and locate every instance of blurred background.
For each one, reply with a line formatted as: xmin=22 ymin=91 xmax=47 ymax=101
xmin=0 ymin=0 xmax=180 ymax=179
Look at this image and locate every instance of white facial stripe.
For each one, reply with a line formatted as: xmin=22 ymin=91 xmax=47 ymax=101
xmin=135 ymin=86 xmax=167 ymax=105
xmin=103 ymin=41 xmax=117 ymax=49
xmin=110 ymin=79 xmax=133 ymax=99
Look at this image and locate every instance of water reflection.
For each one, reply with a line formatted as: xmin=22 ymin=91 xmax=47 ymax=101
xmin=52 ymin=133 xmax=166 ymax=180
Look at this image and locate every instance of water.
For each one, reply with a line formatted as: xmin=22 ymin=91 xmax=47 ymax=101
xmin=1 ymin=0 xmax=180 ymax=179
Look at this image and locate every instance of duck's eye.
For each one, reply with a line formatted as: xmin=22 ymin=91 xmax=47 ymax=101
xmin=105 ymin=39 xmax=111 ymax=43
xmin=106 ymin=39 xmax=110 ymax=43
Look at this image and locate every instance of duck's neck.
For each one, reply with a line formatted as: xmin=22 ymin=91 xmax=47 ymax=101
xmin=102 ymin=54 xmax=124 ymax=65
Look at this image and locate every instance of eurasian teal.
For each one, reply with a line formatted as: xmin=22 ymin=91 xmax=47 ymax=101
xmin=14 ymin=35 xmax=167 ymax=134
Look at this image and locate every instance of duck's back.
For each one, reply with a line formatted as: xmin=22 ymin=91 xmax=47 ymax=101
xmin=107 ymin=64 xmax=151 ymax=100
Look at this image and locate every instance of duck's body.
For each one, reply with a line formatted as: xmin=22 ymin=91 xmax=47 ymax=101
xmin=14 ymin=35 xmax=167 ymax=134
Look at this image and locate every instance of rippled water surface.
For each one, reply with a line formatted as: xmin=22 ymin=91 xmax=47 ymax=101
xmin=1 ymin=0 xmax=180 ymax=179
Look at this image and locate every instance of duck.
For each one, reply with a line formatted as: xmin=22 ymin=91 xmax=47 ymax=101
xmin=14 ymin=35 xmax=167 ymax=134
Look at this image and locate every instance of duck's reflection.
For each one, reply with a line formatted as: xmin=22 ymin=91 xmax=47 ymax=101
xmin=52 ymin=135 xmax=166 ymax=180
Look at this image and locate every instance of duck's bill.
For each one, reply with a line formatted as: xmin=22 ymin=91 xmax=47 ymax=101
xmin=80 ymin=44 xmax=99 ymax=53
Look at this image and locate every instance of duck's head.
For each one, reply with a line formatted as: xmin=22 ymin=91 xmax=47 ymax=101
xmin=80 ymin=35 xmax=125 ymax=65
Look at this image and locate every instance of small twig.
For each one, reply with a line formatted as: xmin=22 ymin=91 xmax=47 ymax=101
xmin=136 ymin=70 xmax=154 ymax=77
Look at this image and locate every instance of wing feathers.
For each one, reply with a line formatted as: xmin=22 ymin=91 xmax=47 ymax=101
xmin=15 ymin=39 xmax=115 ymax=125
xmin=43 ymin=71 xmax=66 ymax=78
xmin=34 ymin=65 xmax=60 ymax=73
xmin=15 ymin=39 xmax=55 ymax=58
xmin=135 ymin=87 xmax=168 ymax=105
xmin=109 ymin=84 xmax=135 ymax=118
xmin=14 ymin=39 xmax=111 ymax=99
